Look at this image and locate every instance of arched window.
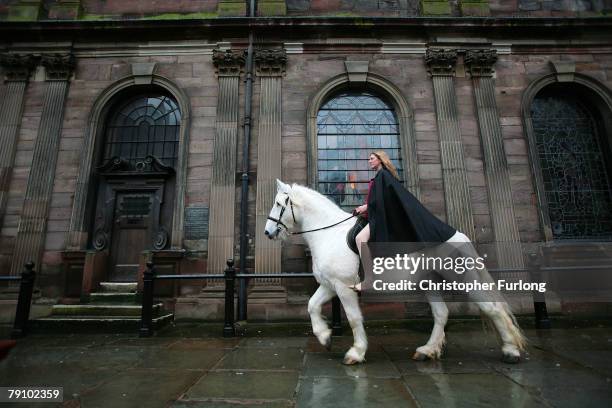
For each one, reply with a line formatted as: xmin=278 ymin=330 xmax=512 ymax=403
xmin=316 ymin=92 xmax=403 ymax=211
xmin=103 ymin=94 xmax=181 ymax=169
xmin=531 ymin=89 xmax=612 ymax=240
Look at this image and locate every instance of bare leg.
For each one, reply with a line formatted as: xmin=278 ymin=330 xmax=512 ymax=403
xmin=335 ymin=283 xmax=368 ymax=364
xmin=350 ymin=224 xmax=370 ymax=291
xmin=308 ymin=285 xmax=336 ymax=349
xmin=414 ymin=292 xmax=449 ymax=360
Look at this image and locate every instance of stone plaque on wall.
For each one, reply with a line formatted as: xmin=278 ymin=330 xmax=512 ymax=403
xmin=185 ymin=206 xmax=209 ymax=240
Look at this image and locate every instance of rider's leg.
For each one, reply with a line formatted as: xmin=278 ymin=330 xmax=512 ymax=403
xmin=350 ymin=224 xmax=370 ymax=292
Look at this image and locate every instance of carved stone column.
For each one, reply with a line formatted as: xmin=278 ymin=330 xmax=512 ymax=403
xmin=10 ymin=53 xmax=75 ymax=276
xmin=206 ymin=50 xmax=244 ymax=284
xmin=0 ymin=54 xmax=36 ymax=226
xmin=254 ymin=49 xmax=286 ymax=286
xmin=425 ymin=49 xmax=475 ymax=239
xmin=466 ymin=50 xmax=524 ymax=269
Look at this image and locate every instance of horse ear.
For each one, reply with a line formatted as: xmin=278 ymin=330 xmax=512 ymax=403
xmin=276 ymin=179 xmax=289 ymax=192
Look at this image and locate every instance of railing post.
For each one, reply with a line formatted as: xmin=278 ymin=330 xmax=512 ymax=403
xmin=223 ymin=259 xmax=236 ymax=337
xmin=331 ymin=296 xmax=342 ymax=336
xmin=139 ymin=261 xmax=155 ymax=337
xmin=529 ymin=252 xmax=551 ymax=329
xmin=11 ymin=262 xmax=36 ymax=339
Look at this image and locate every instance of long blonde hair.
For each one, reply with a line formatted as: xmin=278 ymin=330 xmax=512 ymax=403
xmin=372 ymin=150 xmax=400 ymax=180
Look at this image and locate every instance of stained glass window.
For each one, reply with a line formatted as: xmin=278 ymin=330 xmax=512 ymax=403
xmin=103 ymin=95 xmax=181 ymax=169
xmin=316 ymin=92 xmax=403 ymax=212
xmin=531 ymin=92 xmax=612 ymax=240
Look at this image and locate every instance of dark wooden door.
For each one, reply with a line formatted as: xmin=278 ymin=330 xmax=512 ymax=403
xmin=108 ymin=192 xmax=154 ymax=282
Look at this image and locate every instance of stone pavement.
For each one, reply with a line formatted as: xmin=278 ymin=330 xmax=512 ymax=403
xmin=1 ymin=320 xmax=612 ymax=407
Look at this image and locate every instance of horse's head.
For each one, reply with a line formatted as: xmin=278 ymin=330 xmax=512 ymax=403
xmin=264 ymin=179 xmax=299 ymax=240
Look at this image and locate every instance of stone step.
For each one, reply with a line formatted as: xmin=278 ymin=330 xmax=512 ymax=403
xmin=99 ymin=282 xmax=138 ymax=293
xmin=30 ymin=313 xmax=174 ymax=332
xmin=89 ymin=292 xmax=140 ymax=304
xmin=51 ymin=303 xmax=162 ymax=317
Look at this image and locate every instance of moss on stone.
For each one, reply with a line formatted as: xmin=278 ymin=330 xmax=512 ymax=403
xmin=7 ymin=3 xmax=42 ymax=21
xmin=420 ymin=0 xmax=451 ymax=16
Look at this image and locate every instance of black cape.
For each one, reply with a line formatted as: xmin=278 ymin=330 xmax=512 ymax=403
xmin=367 ymin=168 xmax=456 ymax=243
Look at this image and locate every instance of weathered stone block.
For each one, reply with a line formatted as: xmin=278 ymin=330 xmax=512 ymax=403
xmin=420 ymin=0 xmax=451 ymax=15
xmin=460 ymin=0 xmax=491 ymax=16
xmin=48 ymin=1 xmax=82 ymax=20
xmin=258 ymin=1 xmax=288 ymax=15
xmin=218 ymin=0 xmax=247 ymax=16
xmin=7 ymin=0 xmax=43 ymax=21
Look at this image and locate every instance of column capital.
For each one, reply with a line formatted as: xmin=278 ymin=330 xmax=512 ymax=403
xmin=0 ymin=54 xmax=37 ymax=82
xmin=41 ymin=53 xmax=75 ymax=81
xmin=465 ymin=49 xmax=498 ymax=78
xmin=255 ymin=48 xmax=287 ymax=77
xmin=212 ymin=49 xmax=245 ymax=77
xmin=425 ymin=48 xmax=458 ymax=76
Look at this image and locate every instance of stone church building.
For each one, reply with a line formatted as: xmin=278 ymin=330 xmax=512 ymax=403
xmin=0 ymin=0 xmax=611 ymax=323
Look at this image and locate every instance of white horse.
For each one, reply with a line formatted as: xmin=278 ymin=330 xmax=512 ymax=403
xmin=264 ymin=179 xmax=526 ymax=365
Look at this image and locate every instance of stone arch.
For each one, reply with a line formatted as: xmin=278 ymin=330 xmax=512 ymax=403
xmin=306 ymin=72 xmax=420 ymax=198
xmin=521 ymin=73 xmax=612 ymax=241
xmin=67 ymin=74 xmax=191 ymax=250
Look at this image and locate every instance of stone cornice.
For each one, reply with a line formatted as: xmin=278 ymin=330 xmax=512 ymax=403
xmin=254 ymin=48 xmax=287 ymax=77
xmin=212 ymin=49 xmax=245 ymax=77
xmin=40 ymin=53 xmax=75 ymax=81
xmin=425 ymin=48 xmax=457 ymax=76
xmin=0 ymin=53 xmax=37 ymax=82
xmin=465 ymin=49 xmax=498 ymax=77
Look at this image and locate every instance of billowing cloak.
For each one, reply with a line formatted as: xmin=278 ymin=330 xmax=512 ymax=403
xmin=367 ymin=168 xmax=457 ymax=243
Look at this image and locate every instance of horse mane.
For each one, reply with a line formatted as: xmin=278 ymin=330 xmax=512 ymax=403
xmin=290 ymin=183 xmax=349 ymax=217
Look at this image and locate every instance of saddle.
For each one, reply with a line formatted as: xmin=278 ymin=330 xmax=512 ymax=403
xmin=346 ymin=215 xmax=368 ymax=255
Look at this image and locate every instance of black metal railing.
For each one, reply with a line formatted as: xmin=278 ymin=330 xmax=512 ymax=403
xmin=139 ymin=259 xmax=343 ymax=337
xmin=0 ymin=262 xmax=36 ymax=338
xmin=140 ymin=258 xmax=555 ymax=337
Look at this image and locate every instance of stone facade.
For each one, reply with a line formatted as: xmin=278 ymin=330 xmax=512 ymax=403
xmin=0 ymin=7 xmax=611 ymax=321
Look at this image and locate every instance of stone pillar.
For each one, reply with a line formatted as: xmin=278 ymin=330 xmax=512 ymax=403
xmin=9 ymin=53 xmax=74 ymax=276
xmin=466 ymin=50 xmax=524 ymax=269
xmin=0 ymin=54 xmax=36 ymax=226
xmin=425 ymin=49 xmax=475 ymax=239
xmin=206 ymin=50 xmax=244 ymax=283
xmin=254 ymin=49 xmax=286 ymax=286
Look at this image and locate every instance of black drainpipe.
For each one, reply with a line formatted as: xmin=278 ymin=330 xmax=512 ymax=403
xmin=237 ymin=0 xmax=256 ymax=321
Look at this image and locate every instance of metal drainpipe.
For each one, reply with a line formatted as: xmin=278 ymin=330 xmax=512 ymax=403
xmin=237 ymin=0 xmax=256 ymax=321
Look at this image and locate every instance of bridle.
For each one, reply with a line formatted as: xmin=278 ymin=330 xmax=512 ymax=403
xmin=267 ymin=193 xmax=356 ymax=236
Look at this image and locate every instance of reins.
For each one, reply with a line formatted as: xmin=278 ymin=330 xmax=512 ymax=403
xmin=267 ymin=193 xmax=357 ymax=236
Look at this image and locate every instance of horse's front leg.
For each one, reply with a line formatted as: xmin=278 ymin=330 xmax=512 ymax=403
xmin=308 ymin=285 xmax=336 ymax=350
xmin=414 ymin=292 xmax=448 ymax=361
xmin=335 ymin=284 xmax=367 ymax=365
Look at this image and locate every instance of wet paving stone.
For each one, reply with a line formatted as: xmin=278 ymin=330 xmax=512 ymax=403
xmin=240 ymin=337 xmax=309 ymax=349
xmin=303 ymin=352 xmax=400 ymax=378
xmin=168 ymin=338 xmax=242 ymax=350
xmin=403 ymin=372 xmax=545 ymax=407
xmin=296 ymin=376 xmax=417 ymax=407
xmin=136 ymin=348 xmax=227 ymax=370
xmin=393 ymin=356 xmax=492 ymax=375
xmin=171 ymin=400 xmax=294 ymax=407
xmin=80 ymin=368 xmax=203 ymax=408
xmin=306 ymin=336 xmax=384 ymax=353
xmin=184 ymin=371 xmax=299 ymax=401
xmin=217 ymin=347 xmax=305 ymax=370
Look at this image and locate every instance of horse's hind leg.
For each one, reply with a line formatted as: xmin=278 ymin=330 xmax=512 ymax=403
xmin=335 ymin=284 xmax=367 ymax=365
xmin=308 ymin=285 xmax=336 ymax=350
xmin=413 ymin=293 xmax=448 ymax=361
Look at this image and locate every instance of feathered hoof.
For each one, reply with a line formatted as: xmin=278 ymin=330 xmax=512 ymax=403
xmin=324 ymin=336 xmax=332 ymax=351
xmin=342 ymin=356 xmax=364 ymax=365
xmin=501 ymin=353 xmax=521 ymax=364
xmin=412 ymin=351 xmax=431 ymax=361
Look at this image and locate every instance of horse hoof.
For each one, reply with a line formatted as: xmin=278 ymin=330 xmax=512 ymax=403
xmin=501 ymin=354 xmax=520 ymax=364
xmin=412 ymin=352 xmax=430 ymax=361
xmin=324 ymin=336 xmax=332 ymax=351
xmin=342 ymin=356 xmax=362 ymax=365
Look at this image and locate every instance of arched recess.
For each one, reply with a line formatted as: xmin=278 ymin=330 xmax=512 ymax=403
xmin=522 ymin=73 xmax=612 ymax=241
xmin=306 ymin=72 xmax=420 ymax=199
xmin=67 ymin=74 xmax=191 ymax=250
